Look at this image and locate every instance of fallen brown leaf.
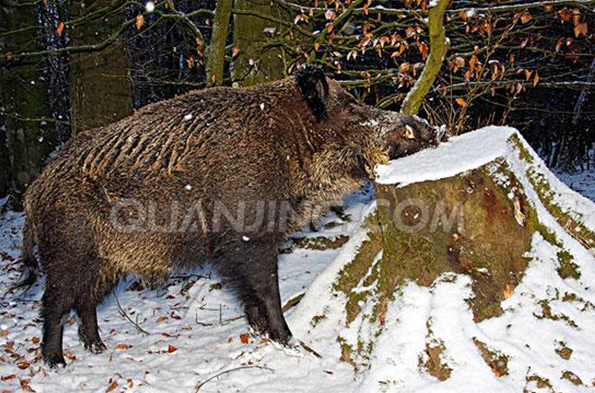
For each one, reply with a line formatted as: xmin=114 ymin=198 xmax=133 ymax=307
xmin=20 ymin=379 xmax=36 ymax=393
xmin=17 ymin=361 xmax=30 ymax=370
xmin=106 ymin=381 xmax=118 ymax=393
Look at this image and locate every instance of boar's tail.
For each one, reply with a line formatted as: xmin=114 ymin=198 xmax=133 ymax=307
xmin=12 ymin=214 xmax=41 ymax=292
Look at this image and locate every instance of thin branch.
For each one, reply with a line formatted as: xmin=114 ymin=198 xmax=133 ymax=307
xmin=281 ymin=0 xmax=595 ymax=18
xmin=449 ymin=0 xmax=595 ymax=14
xmin=447 ymin=80 xmax=595 ymax=91
xmin=232 ymin=9 xmax=313 ymax=37
xmin=195 ymin=365 xmax=275 ymax=392
xmin=163 ymin=0 xmax=205 ymax=41
xmin=2 ymin=18 xmax=133 ymax=62
xmin=114 ymin=293 xmax=151 ymax=335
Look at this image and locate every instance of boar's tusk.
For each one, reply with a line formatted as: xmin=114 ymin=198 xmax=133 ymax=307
xmin=404 ymin=125 xmax=416 ymax=139
xmin=435 ymin=124 xmax=448 ymax=144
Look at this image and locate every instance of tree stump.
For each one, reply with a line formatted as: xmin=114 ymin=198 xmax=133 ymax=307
xmin=290 ymin=127 xmax=595 ymax=390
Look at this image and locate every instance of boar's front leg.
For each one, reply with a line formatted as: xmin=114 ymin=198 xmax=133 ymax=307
xmin=74 ymin=296 xmax=107 ymax=354
xmin=218 ymin=237 xmax=292 ymax=344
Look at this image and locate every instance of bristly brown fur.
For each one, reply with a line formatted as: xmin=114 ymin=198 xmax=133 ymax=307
xmin=21 ymin=66 xmax=437 ymax=367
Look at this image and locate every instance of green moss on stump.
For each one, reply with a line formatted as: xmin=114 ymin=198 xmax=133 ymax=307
xmin=555 ymin=342 xmax=573 ymax=360
xmin=420 ymin=341 xmax=452 ymax=381
xmin=561 ymin=371 xmax=583 ymax=386
xmin=334 ymin=216 xmax=384 ymax=324
xmin=534 ymin=300 xmax=578 ymax=328
xmin=337 ymin=337 xmax=356 ymax=367
xmin=509 ymin=134 xmax=595 ymax=252
xmin=557 ymin=250 xmax=581 ymax=280
xmin=292 ymin=235 xmax=350 ymax=251
xmin=526 ymin=374 xmax=553 ymax=390
xmin=473 ymin=338 xmax=510 ymax=377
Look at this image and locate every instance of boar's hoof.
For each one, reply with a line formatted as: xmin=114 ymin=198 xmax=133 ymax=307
xmin=246 ymin=308 xmax=292 ymax=346
xmin=266 ymin=329 xmax=292 ymax=346
xmin=45 ymin=354 xmax=67 ymax=369
xmin=82 ymin=339 xmax=107 ymax=354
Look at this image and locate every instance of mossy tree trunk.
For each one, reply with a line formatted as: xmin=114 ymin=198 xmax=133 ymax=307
xmin=400 ymin=0 xmax=449 ymax=116
xmin=206 ymin=0 xmax=233 ymax=87
xmin=69 ymin=0 xmax=133 ymax=134
xmin=0 ymin=0 xmax=58 ymax=210
xmin=232 ymin=0 xmax=285 ymax=86
xmin=0 ymin=127 xmax=11 ymax=199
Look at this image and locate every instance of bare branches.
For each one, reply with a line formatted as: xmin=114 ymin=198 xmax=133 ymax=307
xmin=449 ymin=0 xmax=595 ymax=14
xmin=447 ymin=80 xmax=595 ymax=91
xmin=1 ymin=0 xmax=213 ymax=63
xmin=2 ymin=18 xmax=133 ymax=62
xmin=163 ymin=0 xmax=205 ymax=41
xmin=232 ymin=8 xmax=313 ymax=37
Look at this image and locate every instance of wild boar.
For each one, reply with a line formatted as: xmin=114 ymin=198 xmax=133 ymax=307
xmin=17 ymin=65 xmax=438 ymax=367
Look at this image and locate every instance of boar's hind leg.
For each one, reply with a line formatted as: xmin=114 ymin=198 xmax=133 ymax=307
xmin=219 ymin=239 xmax=292 ymax=344
xmin=41 ymin=276 xmax=74 ymax=367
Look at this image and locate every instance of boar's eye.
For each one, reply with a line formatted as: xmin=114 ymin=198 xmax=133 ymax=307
xmin=402 ymin=125 xmax=416 ymax=139
xmin=347 ymin=96 xmax=359 ymax=104
xmin=339 ymin=99 xmax=364 ymax=120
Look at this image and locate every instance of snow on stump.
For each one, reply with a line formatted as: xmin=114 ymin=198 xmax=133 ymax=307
xmin=290 ymin=126 xmax=595 ymax=391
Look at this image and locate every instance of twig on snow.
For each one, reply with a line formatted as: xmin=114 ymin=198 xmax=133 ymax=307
xmin=195 ymin=365 xmax=275 ymax=392
xmin=114 ymin=293 xmax=151 ymax=335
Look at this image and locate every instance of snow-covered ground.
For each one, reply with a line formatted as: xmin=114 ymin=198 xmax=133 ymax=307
xmin=2 ymin=127 xmax=595 ymax=392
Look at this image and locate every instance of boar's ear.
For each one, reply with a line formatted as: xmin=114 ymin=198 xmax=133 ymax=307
xmin=294 ymin=65 xmax=329 ymax=121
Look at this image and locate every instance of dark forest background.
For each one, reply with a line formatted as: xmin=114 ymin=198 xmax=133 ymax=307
xmin=1 ymin=0 xmax=594 ymax=210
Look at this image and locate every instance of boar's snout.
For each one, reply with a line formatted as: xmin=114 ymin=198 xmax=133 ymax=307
xmin=382 ymin=114 xmax=443 ymax=159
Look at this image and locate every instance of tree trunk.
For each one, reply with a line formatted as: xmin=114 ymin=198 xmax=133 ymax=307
xmin=232 ymin=0 xmax=285 ymax=86
xmin=69 ymin=0 xmax=133 ymax=133
xmin=400 ymin=0 xmax=449 ymax=116
xmin=0 ymin=0 xmax=58 ymax=210
xmin=0 ymin=127 xmax=11 ymax=199
xmin=206 ymin=0 xmax=234 ymax=87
